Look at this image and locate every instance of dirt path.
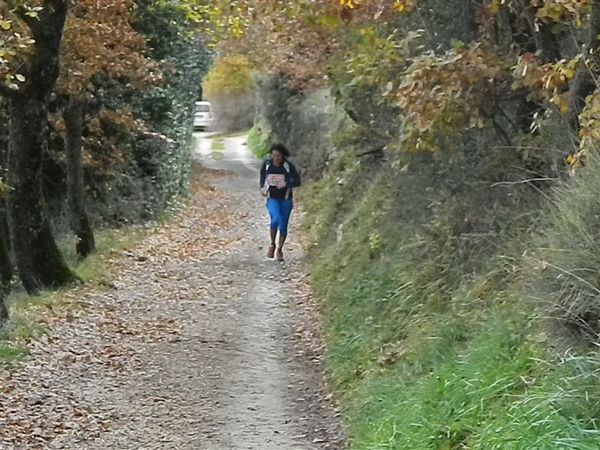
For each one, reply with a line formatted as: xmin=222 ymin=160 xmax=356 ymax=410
xmin=0 ymin=134 xmax=345 ymax=449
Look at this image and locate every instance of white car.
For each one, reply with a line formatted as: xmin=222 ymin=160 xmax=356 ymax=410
xmin=193 ymin=101 xmax=214 ymax=131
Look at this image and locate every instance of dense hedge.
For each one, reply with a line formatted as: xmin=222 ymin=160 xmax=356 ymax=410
xmin=119 ymin=3 xmax=211 ymax=219
xmin=39 ymin=3 xmax=211 ymax=228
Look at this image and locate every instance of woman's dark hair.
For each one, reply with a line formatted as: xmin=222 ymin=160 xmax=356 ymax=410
xmin=270 ymin=143 xmax=290 ymax=157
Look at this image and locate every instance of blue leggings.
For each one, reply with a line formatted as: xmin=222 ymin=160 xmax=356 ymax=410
xmin=267 ymin=198 xmax=293 ymax=235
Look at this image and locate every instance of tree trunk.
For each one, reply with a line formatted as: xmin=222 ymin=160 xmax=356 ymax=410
xmin=0 ymin=206 xmax=8 ymax=327
xmin=4 ymin=0 xmax=75 ymax=293
xmin=7 ymin=96 xmax=76 ymax=293
xmin=0 ymin=200 xmax=13 ymax=285
xmin=0 ymin=211 xmax=8 ymax=328
xmin=568 ymin=0 xmax=600 ymax=134
xmin=0 ymin=101 xmax=13 ymax=287
xmin=0 ymin=99 xmax=11 ymax=327
xmin=0 ymin=291 xmax=7 ymax=329
xmin=64 ymin=97 xmax=95 ymax=258
xmin=0 ymin=201 xmax=12 ymax=328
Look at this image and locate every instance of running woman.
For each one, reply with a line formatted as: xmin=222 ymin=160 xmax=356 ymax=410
xmin=260 ymin=144 xmax=301 ymax=261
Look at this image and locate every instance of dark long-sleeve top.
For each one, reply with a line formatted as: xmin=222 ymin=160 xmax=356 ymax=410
xmin=259 ymin=158 xmax=301 ymax=200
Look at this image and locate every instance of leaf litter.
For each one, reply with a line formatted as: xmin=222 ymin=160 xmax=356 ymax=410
xmin=0 ymin=157 xmax=345 ymax=449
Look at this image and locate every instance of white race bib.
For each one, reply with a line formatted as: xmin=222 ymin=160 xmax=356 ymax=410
xmin=266 ymin=174 xmax=285 ymax=187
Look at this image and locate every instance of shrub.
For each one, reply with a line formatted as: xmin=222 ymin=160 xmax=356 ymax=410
xmin=533 ymin=153 xmax=600 ymax=340
xmin=247 ymin=121 xmax=270 ymax=159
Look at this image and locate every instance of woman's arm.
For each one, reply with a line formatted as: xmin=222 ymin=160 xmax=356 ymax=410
xmin=259 ymin=160 xmax=267 ymax=188
xmin=287 ymin=162 xmax=301 ymax=188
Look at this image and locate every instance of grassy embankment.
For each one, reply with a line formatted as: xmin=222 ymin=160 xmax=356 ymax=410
xmin=303 ymin=146 xmax=600 ymax=448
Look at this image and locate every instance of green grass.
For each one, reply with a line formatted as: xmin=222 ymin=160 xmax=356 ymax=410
xmin=0 ymin=342 xmax=28 ymax=367
xmin=303 ymin=149 xmax=600 ymax=449
xmin=211 ymin=137 xmax=225 ymax=159
xmin=311 ymin=238 xmax=600 ymax=448
xmin=62 ymin=225 xmax=149 ymax=282
xmin=342 ymin=323 xmax=600 ymax=449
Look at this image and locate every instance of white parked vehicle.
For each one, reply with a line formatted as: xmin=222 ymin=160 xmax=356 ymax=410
xmin=193 ymin=101 xmax=214 ymax=131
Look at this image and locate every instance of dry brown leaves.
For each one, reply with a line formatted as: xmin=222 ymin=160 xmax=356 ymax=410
xmin=0 ymin=166 xmax=238 ymax=449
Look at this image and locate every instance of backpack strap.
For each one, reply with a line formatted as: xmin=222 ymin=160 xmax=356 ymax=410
xmin=265 ymin=159 xmax=290 ymax=173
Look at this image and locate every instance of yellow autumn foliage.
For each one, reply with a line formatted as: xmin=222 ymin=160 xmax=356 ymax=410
xmin=203 ymin=54 xmax=255 ymax=100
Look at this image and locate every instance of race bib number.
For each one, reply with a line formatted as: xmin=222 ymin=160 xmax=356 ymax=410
xmin=267 ymin=174 xmax=285 ymax=187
